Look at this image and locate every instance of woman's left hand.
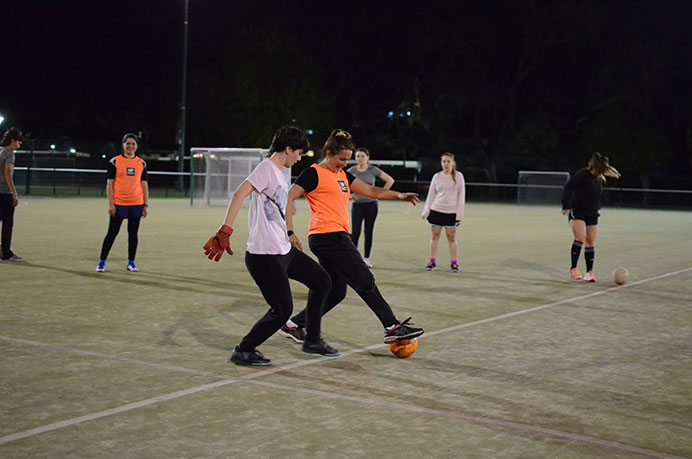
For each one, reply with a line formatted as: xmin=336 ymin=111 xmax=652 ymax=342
xmin=289 ymin=233 xmax=303 ymax=251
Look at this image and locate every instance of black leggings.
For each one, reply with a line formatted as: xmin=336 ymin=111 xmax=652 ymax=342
xmin=240 ymin=247 xmax=331 ymax=351
xmin=351 ymin=201 xmax=378 ymax=258
xmin=0 ymin=194 xmax=15 ymax=259
xmin=99 ymin=215 xmax=141 ymax=261
xmin=291 ymin=232 xmax=398 ymax=329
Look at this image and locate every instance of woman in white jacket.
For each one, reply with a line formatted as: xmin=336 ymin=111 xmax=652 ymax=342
xmin=421 ymin=153 xmax=465 ymax=272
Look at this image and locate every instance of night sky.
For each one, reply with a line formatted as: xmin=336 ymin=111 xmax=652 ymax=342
xmin=4 ymin=0 xmax=692 ymax=185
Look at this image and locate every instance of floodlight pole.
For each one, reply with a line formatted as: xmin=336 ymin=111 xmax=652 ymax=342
xmin=177 ymin=0 xmax=189 ymax=193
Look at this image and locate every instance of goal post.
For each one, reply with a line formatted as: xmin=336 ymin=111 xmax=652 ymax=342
xmin=190 ymin=147 xmax=268 ymax=207
xmin=517 ymin=171 xmax=570 ymax=205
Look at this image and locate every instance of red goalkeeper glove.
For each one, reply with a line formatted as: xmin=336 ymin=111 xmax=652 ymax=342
xmin=204 ymin=224 xmax=234 ymax=261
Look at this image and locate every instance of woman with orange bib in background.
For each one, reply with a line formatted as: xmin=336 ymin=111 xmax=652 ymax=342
xmin=96 ymin=133 xmax=149 ymax=272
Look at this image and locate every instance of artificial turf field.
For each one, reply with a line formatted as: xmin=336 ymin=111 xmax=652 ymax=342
xmin=1 ymin=197 xmax=690 ymax=458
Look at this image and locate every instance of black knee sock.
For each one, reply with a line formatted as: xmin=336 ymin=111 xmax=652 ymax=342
xmin=585 ymin=247 xmax=594 ymax=272
xmin=571 ymin=241 xmax=583 ymax=269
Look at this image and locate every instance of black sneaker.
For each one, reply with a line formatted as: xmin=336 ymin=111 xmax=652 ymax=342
xmin=278 ymin=324 xmax=306 ymax=343
xmin=230 ymin=347 xmax=271 ymax=366
xmin=384 ymin=317 xmax=424 ymax=343
xmin=302 ymin=339 xmax=340 ymax=357
xmin=425 ymin=261 xmax=436 ymax=271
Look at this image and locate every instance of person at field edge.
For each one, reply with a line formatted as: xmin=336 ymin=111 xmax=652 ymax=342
xmin=347 ymin=147 xmax=395 ymax=268
xmin=421 ymin=152 xmax=466 ymax=273
xmin=96 ymin=133 xmax=149 ymax=272
xmin=0 ymin=127 xmax=25 ymax=262
xmin=280 ymin=129 xmax=424 ymax=345
xmin=203 ymin=126 xmax=339 ymax=366
xmin=561 ymin=152 xmax=620 ymax=282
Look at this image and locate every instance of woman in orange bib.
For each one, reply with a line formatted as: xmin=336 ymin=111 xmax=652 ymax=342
xmin=96 ymin=133 xmax=149 ymax=272
xmin=282 ymin=129 xmax=424 ymax=344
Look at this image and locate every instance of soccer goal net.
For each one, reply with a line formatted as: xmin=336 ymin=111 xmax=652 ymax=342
xmin=517 ymin=171 xmax=570 ymax=204
xmin=191 ymin=147 xmax=268 ymax=207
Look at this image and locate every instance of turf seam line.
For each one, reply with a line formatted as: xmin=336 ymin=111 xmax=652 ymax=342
xmin=0 ymin=337 xmax=231 ymax=379
xmin=246 ymin=379 xmax=686 ymax=459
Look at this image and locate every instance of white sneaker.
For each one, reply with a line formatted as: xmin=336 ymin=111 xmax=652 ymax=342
xmin=364 ymin=258 xmax=373 ymax=268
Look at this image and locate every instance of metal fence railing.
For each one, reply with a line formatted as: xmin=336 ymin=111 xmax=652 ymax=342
xmin=11 ymin=168 xmax=692 ymax=209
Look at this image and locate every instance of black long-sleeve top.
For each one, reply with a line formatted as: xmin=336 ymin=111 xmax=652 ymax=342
xmin=561 ymin=168 xmax=602 ymax=214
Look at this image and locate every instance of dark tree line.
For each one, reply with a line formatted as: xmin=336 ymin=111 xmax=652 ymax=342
xmin=3 ymin=1 xmax=691 ymax=187
xmin=186 ymin=0 xmax=692 ymax=186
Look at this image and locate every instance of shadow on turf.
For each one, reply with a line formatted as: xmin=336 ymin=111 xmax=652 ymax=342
xmin=15 ymin=262 xmax=259 ymax=300
xmin=308 ymin=349 xmax=687 ymax=431
xmin=160 ymin=310 xmax=240 ymax=351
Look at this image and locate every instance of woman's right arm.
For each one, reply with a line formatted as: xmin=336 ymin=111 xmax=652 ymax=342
xmin=4 ymin=162 xmax=18 ymax=207
xmin=421 ymin=174 xmax=437 ymax=219
xmin=222 ymin=180 xmax=254 ymax=228
xmin=561 ymin=172 xmax=578 ymax=212
xmin=106 ymin=179 xmax=115 ymax=216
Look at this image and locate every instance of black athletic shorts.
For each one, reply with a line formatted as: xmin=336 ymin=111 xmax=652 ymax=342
xmin=568 ymin=210 xmax=599 ymax=226
xmin=426 ymin=209 xmax=459 ymax=227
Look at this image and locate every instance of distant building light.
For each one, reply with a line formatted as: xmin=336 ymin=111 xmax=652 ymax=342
xmin=406 ymin=111 xmax=412 ymax=116
xmin=50 ymin=144 xmax=56 ymax=150
xmin=102 ymin=154 xmax=107 ymax=158
xmin=387 ymin=111 xmax=394 ymax=119
xmin=69 ymin=148 xmax=76 ymax=153
xmin=306 ymin=129 xmax=314 ymax=135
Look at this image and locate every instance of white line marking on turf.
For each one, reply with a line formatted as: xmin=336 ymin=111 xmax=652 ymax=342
xmin=0 ymin=336 xmax=230 ymax=379
xmin=2 ymin=266 xmax=690 ymax=456
xmin=425 ymin=266 xmax=692 ymax=338
xmin=245 ymin=379 xmax=686 ymax=459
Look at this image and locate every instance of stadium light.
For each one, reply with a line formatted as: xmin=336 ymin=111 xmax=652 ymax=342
xmin=69 ymin=148 xmax=76 ymax=154
xmin=0 ymin=115 xmax=4 ymax=126
xmin=178 ymin=0 xmax=189 ymax=194
xmin=50 ymin=144 xmax=56 ymax=150
xmin=306 ymin=129 xmax=314 ymax=135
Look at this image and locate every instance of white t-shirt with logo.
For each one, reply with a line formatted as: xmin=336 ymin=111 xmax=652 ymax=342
xmin=245 ymin=159 xmax=291 ymax=255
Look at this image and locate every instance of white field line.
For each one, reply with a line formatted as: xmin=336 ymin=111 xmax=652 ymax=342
xmin=247 ymin=379 xmax=686 ymax=459
xmin=2 ymin=266 xmax=691 ymax=456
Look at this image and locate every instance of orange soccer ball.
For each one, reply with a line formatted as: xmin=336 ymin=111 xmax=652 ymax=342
xmin=389 ymin=338 xmax=418 ymax=358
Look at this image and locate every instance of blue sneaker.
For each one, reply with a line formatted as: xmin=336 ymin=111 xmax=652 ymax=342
xmin=126 ymin=260 xmax=139 ymax=272
xmin=96 ymin=260 xmax=106 ymax=272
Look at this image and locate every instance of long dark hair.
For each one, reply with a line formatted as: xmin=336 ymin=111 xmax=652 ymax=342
xmin=1 ymin=127 xmax=24 ymax=146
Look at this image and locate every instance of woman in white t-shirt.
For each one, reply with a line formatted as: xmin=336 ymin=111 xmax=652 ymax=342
xmin=204 ymin=126 xmax=339 ymax=366
xmin=421 ymin=152 xmax=466 ymax=273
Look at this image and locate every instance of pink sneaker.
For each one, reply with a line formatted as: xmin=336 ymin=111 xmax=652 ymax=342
xmin=569 ymin=267 xmax=582 ymax=280
xmin=583 ymin=271 xmax=597 ymax=282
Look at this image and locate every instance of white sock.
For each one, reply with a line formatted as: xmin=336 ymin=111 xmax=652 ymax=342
xmin=286 ymin=319 xmax=298 ymax=328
